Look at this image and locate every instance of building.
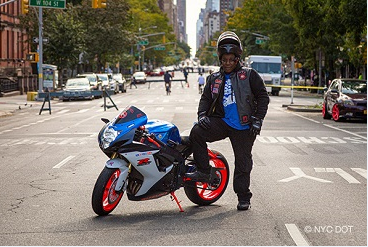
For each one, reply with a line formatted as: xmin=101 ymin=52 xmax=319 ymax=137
xmin=219 ymin=0 xmax=234 ymax=30
xmin=176 ymin=0 xmax=187 ymax=43
xmin=0 ymin=0 xmax=31 ymax=78
xmin=158 ymin=0 xmax=179 ymax=40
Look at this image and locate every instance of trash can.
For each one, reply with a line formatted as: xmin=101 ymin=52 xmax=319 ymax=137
xmin=27 ymin=92 xmax=38 ymax=101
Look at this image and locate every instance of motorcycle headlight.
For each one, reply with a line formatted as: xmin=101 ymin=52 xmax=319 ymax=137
xmin=101 ymin=127 xmax=118 ymax=149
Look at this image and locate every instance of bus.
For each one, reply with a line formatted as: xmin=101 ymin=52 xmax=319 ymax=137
xmin=244 ymin=55 xmax=282 ymax=96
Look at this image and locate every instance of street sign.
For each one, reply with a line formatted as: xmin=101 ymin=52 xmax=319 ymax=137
xmin=154 ymin=46 xmax=165 ymax=51
xmin=255 ymin=38 xmax=264 ymax=45
xmin=30 ymin=0 xmax=66 ymax=9
xmin=138 ymin=40 xmax=149 ymax=45
xmin=32 ymin=37 xmax=49 ymax=43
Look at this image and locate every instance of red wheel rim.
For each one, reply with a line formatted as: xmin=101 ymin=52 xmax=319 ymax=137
xmin=102 ymin=170 xmax=123 ymax=212
xmin=332 ymin=104 xmax=340 ymax=121
xmin=322 ymin=103 xmax=326 ymax=116
xmin=195 ymin=159 xmax=228 ymax=201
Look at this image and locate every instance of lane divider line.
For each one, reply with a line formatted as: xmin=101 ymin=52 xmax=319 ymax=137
xmin=285 ymin=223 xmax=310 ymax=246
xmin=53 ymin=155 xmax=75 ymax=169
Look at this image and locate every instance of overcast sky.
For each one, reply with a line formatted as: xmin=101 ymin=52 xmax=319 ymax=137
xmin=186 ymin=0 xmax=206 ymax=57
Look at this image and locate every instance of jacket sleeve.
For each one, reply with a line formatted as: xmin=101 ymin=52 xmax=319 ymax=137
xmin=197 ymin=75 xmax=213 ymax=117
xmin=250 ymin=69 xmax=269 ymax=119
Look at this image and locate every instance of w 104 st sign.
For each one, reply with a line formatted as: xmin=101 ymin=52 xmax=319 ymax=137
xmin=30 ymin=0 xmax=66 ymax=8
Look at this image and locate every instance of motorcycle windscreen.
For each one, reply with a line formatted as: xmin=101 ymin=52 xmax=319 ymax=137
xmin=113 ymin=105 xmax=148 ymax=128
xmin=145 ymin=119 xmax=181 ymax=144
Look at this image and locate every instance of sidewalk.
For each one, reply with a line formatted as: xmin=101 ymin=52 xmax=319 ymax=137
xmin=0 ymin=93 xmax=44 ymax=117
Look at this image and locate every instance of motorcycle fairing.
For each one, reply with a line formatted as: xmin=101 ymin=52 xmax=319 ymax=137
xmin=145 ymin=119 xmax=181 ymax=144
xmin=122 ymin=151 xmax=173 ymax=196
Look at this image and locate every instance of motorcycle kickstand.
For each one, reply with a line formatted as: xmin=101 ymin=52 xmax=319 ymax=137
xmin=170 ymin=192 xmax=184 ymax=212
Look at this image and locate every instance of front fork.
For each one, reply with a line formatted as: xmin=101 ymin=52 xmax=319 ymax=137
xmin=106 ymin=152 xmax=130 ymax=192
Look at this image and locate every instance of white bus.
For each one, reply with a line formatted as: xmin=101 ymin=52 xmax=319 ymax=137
xmin=245 ymin=55 xmax=282 ymax=96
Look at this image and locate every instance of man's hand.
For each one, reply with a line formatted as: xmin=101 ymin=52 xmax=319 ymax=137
xmin=198 ymin=113 xmax=211 ymax=130
xmin=250 ymin=116 xmax=263 ymax=136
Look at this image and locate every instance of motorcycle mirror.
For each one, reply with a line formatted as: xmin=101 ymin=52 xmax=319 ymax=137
xmin=101 ymin=118 xmax=110 ymax=124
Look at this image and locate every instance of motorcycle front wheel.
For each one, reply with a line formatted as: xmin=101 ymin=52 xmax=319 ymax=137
xmin=184 ymin=150 xmax=229 ymax=206
xmin=92 ymin=167 xmax=124 ymax=216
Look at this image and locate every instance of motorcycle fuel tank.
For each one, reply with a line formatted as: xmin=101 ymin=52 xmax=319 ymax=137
xmin=145 ymin=119 xmax=181 ymax=144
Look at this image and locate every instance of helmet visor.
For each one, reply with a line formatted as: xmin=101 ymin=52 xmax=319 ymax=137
xmin=218 ymin=44 xmax=242 ymax=57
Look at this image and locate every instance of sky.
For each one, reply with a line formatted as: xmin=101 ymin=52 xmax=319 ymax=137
xmin=186 ymin=0 xmax=207 ymax=58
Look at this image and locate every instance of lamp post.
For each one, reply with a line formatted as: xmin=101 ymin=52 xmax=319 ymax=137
xmin=138 ymin=26 xmax=157 ymax=71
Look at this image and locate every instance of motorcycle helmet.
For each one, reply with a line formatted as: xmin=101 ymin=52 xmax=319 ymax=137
xmin=217 ymin=31 xmax=243 ymax=60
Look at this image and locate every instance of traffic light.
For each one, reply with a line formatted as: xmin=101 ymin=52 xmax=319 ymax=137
xmin=294 ymin=62 xmax=302 ymax=69
xmin=92 ymin=0 xmax=106 ymax=8
xmin=163 ymin=35 xmax=166 ymax=44
xmin=92 ymin=0 xmax=98 ymax=8
xmin=98 ymin=0 xmax=106 ymax=8
xmin=26 ymin=52 xmax=39 ymax=63
xmin=211 ymin=40 xmax=217 ymax=47
xmin=21 ymin=0 xmax=29 ymax=14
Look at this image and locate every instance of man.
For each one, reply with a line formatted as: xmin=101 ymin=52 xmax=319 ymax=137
xmin=185 ymin=31 xmax=269 ymax=210
xmin=183 ymin=68 xmax=189 ymax=88
xmin=164 ymin=70 xmax=172 ymax=95
xmin=198 ymin=73 xmax=205 ymax=94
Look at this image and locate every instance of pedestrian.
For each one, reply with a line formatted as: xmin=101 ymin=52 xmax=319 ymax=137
xmin=164 ymin=70 xmax=172 ymax=95
xmin=198 ymin=73 xmax=205 ymax=94
xmin=185 ymin=31 xmax=270 ymax=211
xmin=183 ymin=68 xmax=189 ymax=88
xmin=130 ymin=75 xmax=137 ymax=89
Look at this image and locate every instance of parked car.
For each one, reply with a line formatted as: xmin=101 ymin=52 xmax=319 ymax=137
xmin=113 ymin=74 xmax=127 ymax=93
xmin=150 ymin=68 xmax=164 ymax=76
xmin=133 ymin=71 xmax=147 ymax=84
xmin=96 ymin=74 xmax=111 ymax=90
xmin=107 ymin=74 xmax=119 ymax=94
xmin=322 ymin=78 xmax=367 ymax=121
xmin=76 ymin=73 xmax=102 ymax=98
xmin=63 ymin=78 xmax=94 ymax=101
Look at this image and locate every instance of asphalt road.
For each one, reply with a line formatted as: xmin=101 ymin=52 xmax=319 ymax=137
xmin=0 ymin=72 xmax=366 ymax=246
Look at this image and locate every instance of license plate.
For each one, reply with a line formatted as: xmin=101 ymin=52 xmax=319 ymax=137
xmin=364 ymin=110 xmax=367 ymax=115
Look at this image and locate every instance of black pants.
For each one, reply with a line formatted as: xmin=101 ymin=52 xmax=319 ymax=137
xmin=189 ymin=117 xmax=256 ymax=201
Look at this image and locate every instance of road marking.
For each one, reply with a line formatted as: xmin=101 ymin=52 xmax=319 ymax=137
xmin=78 ymin=109 xmax=90 ymax=113
xmin=285 ymin=224 xmax=310 ymax=246
xmin=279 ymin=168 xmax=332 ymax=183
xmin=257 ymin=136 xmax=366 ymax=144
xmin=323 ymin=124 xmax=367 ymax=140
xmin=53 ymin=155 xmax=75 ymax=169
xmin=288 ymin=111 xmax=367 ymax=139
xmin=58 ymin=109 xmax=70 ymax=114
xmin=351 ymin=168 xmax=367 ymax=179
xmin=290 ymin=112 xmax=320 ymax=123
xmin=314 ymin=168 xmax=361 ymax=183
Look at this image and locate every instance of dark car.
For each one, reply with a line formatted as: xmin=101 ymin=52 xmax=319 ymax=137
xmin=322 ymin=78 xmax=367 ymax=121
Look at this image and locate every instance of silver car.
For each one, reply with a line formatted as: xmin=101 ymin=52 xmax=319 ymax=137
xmin=63 ymin=78 xmax=94 ymax=101
xmin=113 ymin=74 xmax=127 ymax=93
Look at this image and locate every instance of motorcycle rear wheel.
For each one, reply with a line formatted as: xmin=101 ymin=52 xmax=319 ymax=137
xmin=184 ymin=150 xmax=229 ymax=206
xmin=92 ymin=167 xmax=124 ymax=216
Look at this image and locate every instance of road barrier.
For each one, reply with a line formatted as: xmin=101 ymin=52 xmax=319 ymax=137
xmin=267 ymin=84 xmax=325 ymax=90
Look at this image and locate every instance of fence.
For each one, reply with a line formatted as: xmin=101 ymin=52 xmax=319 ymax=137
xmin=0 ymin=75 xmax=39 ymax=96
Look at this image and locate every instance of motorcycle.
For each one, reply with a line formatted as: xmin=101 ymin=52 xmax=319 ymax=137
xmin=92 ymin=105 xmax=229 ymax=216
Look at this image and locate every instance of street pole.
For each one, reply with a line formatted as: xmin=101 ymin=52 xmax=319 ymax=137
xmin=38 ymin=7 xmax=43 ymax=93
xmin=291 ymin=56 xmax=295 ymax=104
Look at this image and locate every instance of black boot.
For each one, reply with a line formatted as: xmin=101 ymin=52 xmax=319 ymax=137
xmin=237 ymin=200 xmax=251 ymax=210
xmin=185 ymin=171 xmax=210 ymax=182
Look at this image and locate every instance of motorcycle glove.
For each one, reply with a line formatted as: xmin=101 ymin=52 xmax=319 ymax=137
xmin=250 ymin=116 xmax=263 ymax=136
xmin=198 ymin=112 xmax=211 ymax=130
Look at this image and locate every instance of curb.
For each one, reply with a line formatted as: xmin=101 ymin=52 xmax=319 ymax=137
xmin=286 ymin=105 xmax=322 ymax=112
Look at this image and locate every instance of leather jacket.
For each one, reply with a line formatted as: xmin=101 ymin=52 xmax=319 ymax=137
xmin=198 ymin=63 xmax=269 ymax=124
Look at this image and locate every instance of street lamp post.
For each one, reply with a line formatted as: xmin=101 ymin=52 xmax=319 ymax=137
xmin=138 ymin=26 xmax=157 ymax=71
